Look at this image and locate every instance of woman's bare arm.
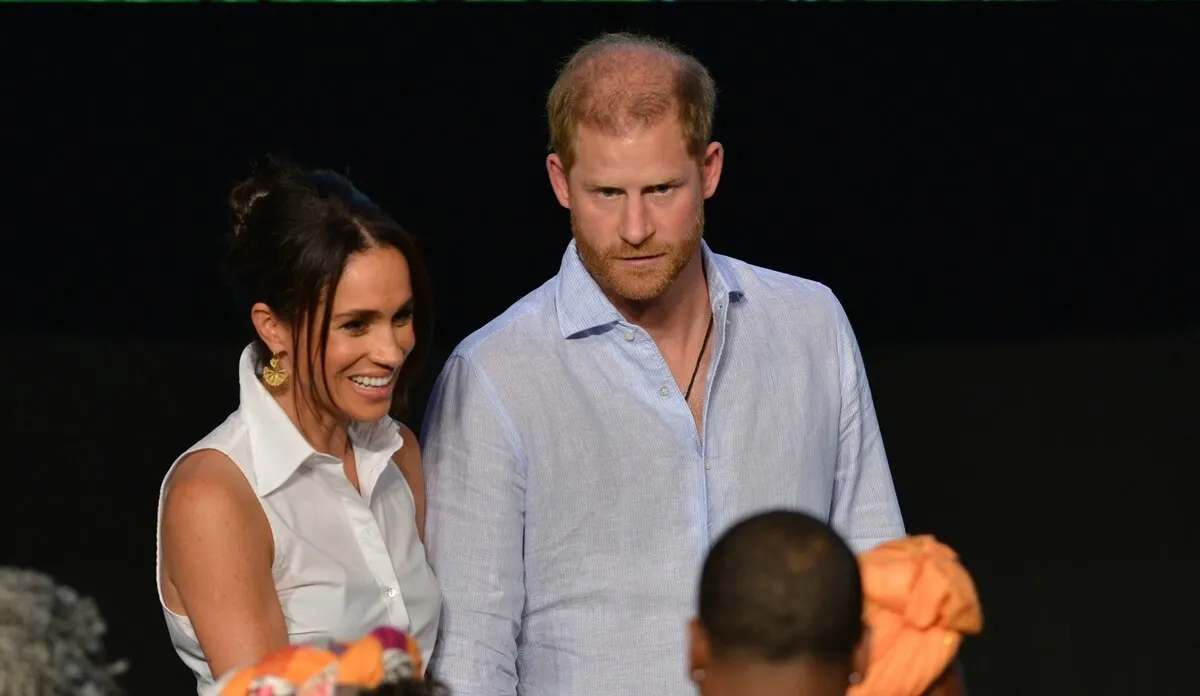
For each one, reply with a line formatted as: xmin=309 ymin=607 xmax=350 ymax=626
xmin=160 ymin=449 xmax=289 ymax=678
xmin=393 ymin=424 xmax=426 ymax=541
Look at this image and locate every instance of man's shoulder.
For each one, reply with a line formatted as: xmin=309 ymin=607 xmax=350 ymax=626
xmin=448 ymin=277 xmax=561 ymax=367
xmin=715 ymin=251 xmax=844 ymax=317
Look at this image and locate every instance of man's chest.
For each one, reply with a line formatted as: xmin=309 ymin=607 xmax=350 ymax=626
xmin=517 ymin=336 xmax=841 ymax=464
xmin=514 ymin=350 xmax=843 ymax=546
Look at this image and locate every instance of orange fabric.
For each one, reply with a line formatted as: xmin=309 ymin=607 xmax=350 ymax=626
xmin=217 ymin=645 xmax=338 ymax=694
xmin=217 ymin=627 xmax=422 ymax=695
xmin=847 ymin=535 xmax=982 ymax=696
xmin=332 ymin=633 xmax=385 ymax=687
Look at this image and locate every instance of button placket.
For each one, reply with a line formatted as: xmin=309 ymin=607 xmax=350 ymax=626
xmin=341 ymin=497 xmax=410 ymax=627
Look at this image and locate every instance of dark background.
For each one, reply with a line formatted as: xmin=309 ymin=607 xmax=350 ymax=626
xmin=2 ymin=5 xmax=1196 ymax=695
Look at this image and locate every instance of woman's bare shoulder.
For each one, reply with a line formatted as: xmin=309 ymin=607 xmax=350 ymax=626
xmin=162 ymin=449 xmax=263 ymax=538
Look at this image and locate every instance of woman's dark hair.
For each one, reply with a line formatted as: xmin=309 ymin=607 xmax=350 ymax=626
xmin=224 ymin=155 xmax=434 ymax=418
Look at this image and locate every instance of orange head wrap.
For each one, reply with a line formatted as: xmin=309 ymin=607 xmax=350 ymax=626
xmin=847 ymin=535 xmax=982 ymax=696
xmin=217 ymin=626 xmax=423 ymax=696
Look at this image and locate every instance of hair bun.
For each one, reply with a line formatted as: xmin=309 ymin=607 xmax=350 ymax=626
xmin=230 ymin=175 xmax=273 ymax=237
xmin=228 ymin=156 xmax=299 ymax=237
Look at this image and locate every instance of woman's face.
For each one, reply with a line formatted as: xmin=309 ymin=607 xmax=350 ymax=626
xmin=301 ymin=244 xmax=416 ymax=424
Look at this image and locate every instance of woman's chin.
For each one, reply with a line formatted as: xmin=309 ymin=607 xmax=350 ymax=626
xmin=339 ymin=395 xmax=395 ymax=423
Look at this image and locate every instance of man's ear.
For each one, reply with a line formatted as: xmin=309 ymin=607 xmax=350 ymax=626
xmin=546 ymin=153 xmax=572 ymax=209
xmin=851 ymin=622 xmax=871 ymax=683
xmin=699 ymin=141 xmax=724 ymax=200
xmin=688 ymin=618 xmax=712 ymax=677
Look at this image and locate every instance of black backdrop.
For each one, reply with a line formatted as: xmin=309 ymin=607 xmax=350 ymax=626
xmin=1 ymin=5 xmax=1195 ymax=695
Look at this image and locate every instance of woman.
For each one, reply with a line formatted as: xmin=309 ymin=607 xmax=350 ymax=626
xmin=847 ymin=535 xmax=982 ymax=696
xmin=155 ymin=157 xmax=440 ymax=694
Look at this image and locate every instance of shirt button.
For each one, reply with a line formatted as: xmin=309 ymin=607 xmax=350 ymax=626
xmin=659 ymin=386 xmax=670 ymax=397
xmin=705 ymin=462 xmax=712 ymax=470
xmin=624 ymin=330 xmax=635 ymax=341
xmin=386 ymin=587 xmax=398 ymax=599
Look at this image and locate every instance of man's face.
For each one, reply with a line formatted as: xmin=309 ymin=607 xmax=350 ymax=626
xmin=548 ymin=116 xmax=723 ymax=304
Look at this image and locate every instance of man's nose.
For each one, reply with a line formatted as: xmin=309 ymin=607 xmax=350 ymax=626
xmin=620 ymin=197 xmax=652 ymax=246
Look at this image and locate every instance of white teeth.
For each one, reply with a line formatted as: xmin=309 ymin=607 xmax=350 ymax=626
xmin=350 ymin=374 xmax=394 ymax=388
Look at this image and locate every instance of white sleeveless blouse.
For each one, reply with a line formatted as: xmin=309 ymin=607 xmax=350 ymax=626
xmin=155 ymin=345 xmax=441 ymax=694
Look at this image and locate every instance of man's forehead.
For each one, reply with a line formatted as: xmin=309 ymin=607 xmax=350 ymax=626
xmin=576 ymin=167 xmax=690 ymax=189
xmin=575 ymin=115 xmax=683 ymax=144
xmin=572 ymin=148 xmax=693 ymax=183
xmin=570 ymin=123 xmax=694 ymax=182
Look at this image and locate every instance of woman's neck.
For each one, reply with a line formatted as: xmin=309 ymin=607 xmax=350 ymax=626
xmin=273 ymin=387 xmax=352 ymax=458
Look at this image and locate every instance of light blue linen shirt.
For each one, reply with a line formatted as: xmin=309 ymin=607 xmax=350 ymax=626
xmin=421 ymin=240 xmax=905 ymax=696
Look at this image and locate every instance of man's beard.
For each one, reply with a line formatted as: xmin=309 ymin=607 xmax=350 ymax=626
xmin=572 ymin=207 xmax=705 ymax=305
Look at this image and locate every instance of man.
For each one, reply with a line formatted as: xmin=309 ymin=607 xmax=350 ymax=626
xmin=421 ymin=32 xmax=905 ymax=696
xmin=688 ymin=509 xmax=869 ymax=696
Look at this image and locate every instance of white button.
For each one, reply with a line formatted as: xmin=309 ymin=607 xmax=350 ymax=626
xmin=624 ymin=330 xmax=635 ymax=341
xmin=386 ymin=587 xmax=398 ymax=599
xmin=705 ymin=462 xmax=712 ymax=470
xmin=659 ymin=386 xmax=670 ymax=397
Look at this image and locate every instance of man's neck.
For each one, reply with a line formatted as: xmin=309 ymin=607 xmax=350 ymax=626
xmin=702 ymin=658 xmax=855 ymax=696
xmin=613 ymin=247 xmax=710 ymax=348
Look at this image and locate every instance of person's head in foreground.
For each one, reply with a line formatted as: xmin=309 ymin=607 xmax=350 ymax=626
xmin=225 ymin=155 xmax=434 ymax=427
xmin=545 ymin=32 xmax=723 ymax=317
xmin=0 ymin=567 xmax=127 ymax=696
xmin=847 ymin=535 xmax=982 ymax=696
xmin=689 ymin=510 xmax=869 ymax=696
xmin=214 ymin=627 xmax=447 ymax=696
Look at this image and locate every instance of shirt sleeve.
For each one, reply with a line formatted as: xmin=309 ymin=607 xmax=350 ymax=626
xmin=828 ymin=293 xmax=907 ymax=553
xmin=420 ymin=354 xmax=526 ymax=696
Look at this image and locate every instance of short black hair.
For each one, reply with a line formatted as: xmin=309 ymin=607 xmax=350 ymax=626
xmin=224 ymin=155 xmax=434 ymax=418
xmin=698 ymin=509 xmax=863 ymax=662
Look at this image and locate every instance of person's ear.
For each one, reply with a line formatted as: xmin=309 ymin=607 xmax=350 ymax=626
xmin=250 ymin=302 xmax=290 ymax=356
xmin=699 ymin=141 xmax=724 ymax=200
xmin=546 ymin=153 xmax=572 ymax=209
xmin=849 ymin=622 xmax=871 ymax=687
xmin=688 ymin=619 xmax=712 ymax=683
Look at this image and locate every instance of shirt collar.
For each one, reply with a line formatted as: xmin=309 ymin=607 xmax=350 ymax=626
xmin=554 ymin=239 xmax=745 ymax=339
xmin=235 ymin=344 xmax=404 ymax=497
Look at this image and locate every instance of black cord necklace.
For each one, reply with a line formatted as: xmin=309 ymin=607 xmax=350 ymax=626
xmin=683 ymin=312 xmax=715 ymax=402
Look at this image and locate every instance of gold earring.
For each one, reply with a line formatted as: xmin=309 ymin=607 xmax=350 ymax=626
xmin=262 ymin=353 xmax=289 ymax=388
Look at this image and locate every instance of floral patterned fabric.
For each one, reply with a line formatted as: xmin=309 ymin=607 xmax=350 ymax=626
xmin=217 ymin=627 xmax=423 ymax=696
